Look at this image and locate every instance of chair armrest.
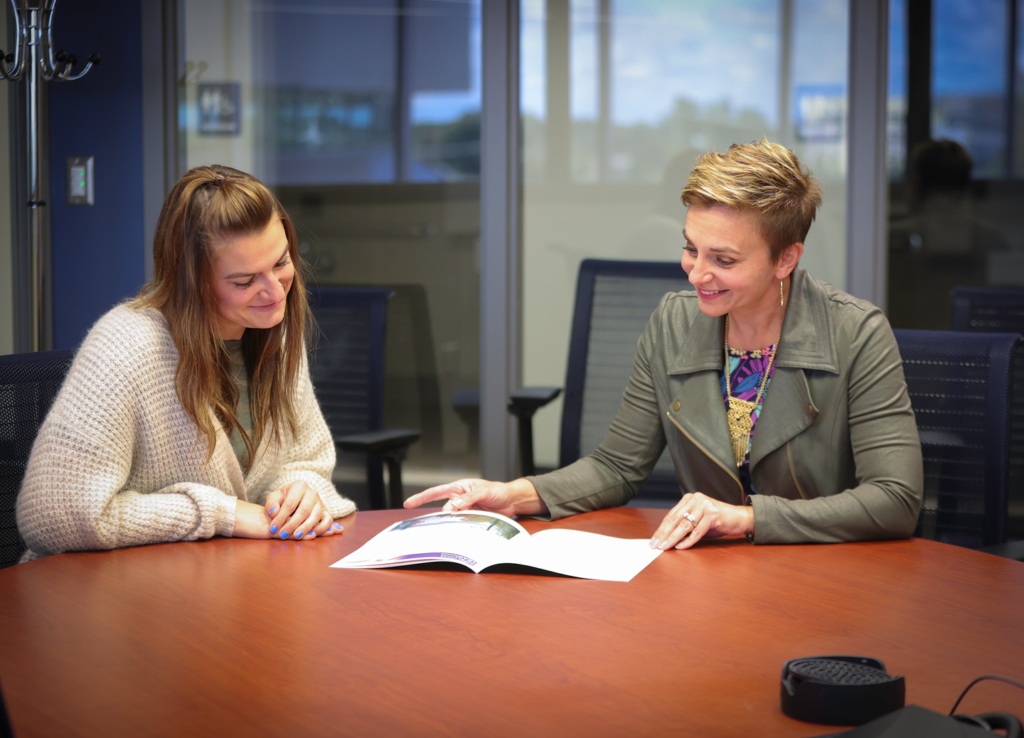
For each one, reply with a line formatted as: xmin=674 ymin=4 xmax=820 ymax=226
xmin=506 ymin=387 xmax=560 ymax=478
xmin=507 ymin=386 xmax=561 ymax=417
xmin=336 ymin=429 xmax=421 ymax=456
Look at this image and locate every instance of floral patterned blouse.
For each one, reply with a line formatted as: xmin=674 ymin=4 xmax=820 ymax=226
xmin=719 ymin=343 xmax=778 ymax=499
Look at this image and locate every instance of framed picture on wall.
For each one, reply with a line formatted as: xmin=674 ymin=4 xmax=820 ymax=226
xmin=197 ymin=82 xmax=241 ymax=136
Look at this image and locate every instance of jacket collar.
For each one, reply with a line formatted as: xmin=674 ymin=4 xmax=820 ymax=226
xmin=663 ymin=268 xmax=834 ymax=475
xmin=666 ymin=267 xmax=840 ymax=376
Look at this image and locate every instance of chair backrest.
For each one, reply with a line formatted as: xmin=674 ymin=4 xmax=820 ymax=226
xmin=951 ymin=286 xmax=1024 ymax=333
xmin=307 ymin=288 xmax=392 ymax=439
xmin=893 ymin=329 xmax=1018 ymax=548
xmin=949 ymin=286 xmax=1024 ymax=540
xmin=335 ymin=283 xmax=442 ymax=454
xmin=0 ymin=349 xmax=75 ymax=569
xmin=560 ymin=259 xmax=692 ymax=500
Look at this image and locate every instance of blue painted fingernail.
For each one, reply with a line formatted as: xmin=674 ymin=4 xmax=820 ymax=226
xmin=308 ymin=532 xmax=315 ymax=538
xmin=270 ymin=508 xmax=277 ymax=515
xmin=280 ymin=531 xmax=288 ymax=540
xmin=270 ymin=525 xmax=278 ymax=534
xmin=296 ymin=531 xmax=303 ymax=539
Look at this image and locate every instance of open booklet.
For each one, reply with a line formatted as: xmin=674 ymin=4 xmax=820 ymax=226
xmin=331 ymin=511 xmax=662 ymax=582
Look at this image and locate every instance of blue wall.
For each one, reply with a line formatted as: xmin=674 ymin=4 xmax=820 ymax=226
xmin=49 ymin=0 xmax=144 ymax=350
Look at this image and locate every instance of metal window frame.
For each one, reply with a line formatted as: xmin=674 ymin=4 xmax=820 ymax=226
xmin=846 ymin=0 xmax=890 ymax=308
xmin=141 ymin=0 xmax=183 ymax=284
xmin=479 ymin=0 xmax=521 ymax=481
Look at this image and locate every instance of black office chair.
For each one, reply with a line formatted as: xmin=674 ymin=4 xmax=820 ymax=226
xmin=893 ymin=329 xmax=1018 ymax=551
xmin=0 ymin=349 xmax=75 ymax=569
xmin=509 ymin=259 xmax=691 ymax=505
xmin=363 ymin=283 xmax=442 ymax=456
xmin=951 ymin=286 xmax=1024 ymax=541
xmin=308 ymin=288 xmax=420 ymax=510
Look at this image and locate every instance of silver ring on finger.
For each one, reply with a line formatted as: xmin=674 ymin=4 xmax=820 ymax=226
xmin=683 ymin=512 xmax=697 ymax=525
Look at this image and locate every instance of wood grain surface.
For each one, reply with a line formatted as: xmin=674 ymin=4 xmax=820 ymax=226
xmin=1 ymin=507 xmax=1022 ymax=737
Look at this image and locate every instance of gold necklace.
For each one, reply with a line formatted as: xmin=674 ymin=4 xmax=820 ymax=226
xmin=724 ymin=314 xmax=778 ymax=467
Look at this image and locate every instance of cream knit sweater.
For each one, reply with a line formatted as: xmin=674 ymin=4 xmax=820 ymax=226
xmin=16 ymin=304 xmax=356 ymax=562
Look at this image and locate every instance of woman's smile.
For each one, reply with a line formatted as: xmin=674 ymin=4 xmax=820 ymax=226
xmin=251 ymin=300 xmax=281 ymax=311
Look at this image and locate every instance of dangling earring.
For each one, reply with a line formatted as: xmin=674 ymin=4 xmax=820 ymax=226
xmin=780 ymin=280 xmax=785 ymax=307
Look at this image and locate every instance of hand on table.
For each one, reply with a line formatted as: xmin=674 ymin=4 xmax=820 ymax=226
xmin=650 ymin=492 xmax=753 ymax=550
xmin=404 ymin=478 xmax=548 ymax=518
xmin=232 ymin=481 xmax=344 ymax=540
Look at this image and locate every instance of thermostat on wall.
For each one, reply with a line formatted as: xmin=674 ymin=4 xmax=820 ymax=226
xmin=67 ymin=157 xmax=94 ymax=205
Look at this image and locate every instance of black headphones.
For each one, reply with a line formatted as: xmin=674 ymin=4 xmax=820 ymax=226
xmin=781 ymin=655 xmax=905 ymax=726
xmin=781 ymin=656 xmax=1023 ymax=737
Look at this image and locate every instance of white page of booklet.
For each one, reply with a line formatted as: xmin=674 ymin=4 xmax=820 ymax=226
xmin=499 ymin=529 xmax=662 ymax=582
xmin=331 ymin=511 xmax=662 ymax=582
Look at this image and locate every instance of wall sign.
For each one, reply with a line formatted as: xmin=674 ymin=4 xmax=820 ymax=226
xmin=197 ymin=82 xmax=241 ymax=136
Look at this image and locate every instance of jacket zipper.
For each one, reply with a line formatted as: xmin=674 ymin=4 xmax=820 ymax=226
xmin=786 ymin=442 xmax=807 ymax=499
xmin=666 ymin=412 xmax=744 ymax=497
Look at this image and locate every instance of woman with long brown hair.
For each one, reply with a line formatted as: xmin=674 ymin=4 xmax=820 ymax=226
xmin=16 ymin=166 xmax=354 ymax=561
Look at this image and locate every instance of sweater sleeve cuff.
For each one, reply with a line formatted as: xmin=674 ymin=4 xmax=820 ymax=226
xmin=324 ymin=493 xmax=356 ymax=519
xmin=216 ymin=491 xmax=238 ymax=537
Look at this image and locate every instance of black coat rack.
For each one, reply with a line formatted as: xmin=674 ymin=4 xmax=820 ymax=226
xmin=0 ymin=0 xmax=98 ymax=351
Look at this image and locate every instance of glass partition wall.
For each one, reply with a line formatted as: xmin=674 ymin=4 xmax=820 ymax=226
xmin=174 ymin=0 xmax=856 ymax=493
xmin=521 ymin=0 xmax=852 ymax=470
xmin=178 ymin=0 xmax=482 ymax=507
xmin=887 ymin=0 xmax=1024 ymax=329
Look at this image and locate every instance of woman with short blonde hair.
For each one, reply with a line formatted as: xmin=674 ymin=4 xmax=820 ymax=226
xmin=407 ymin=140 xmax=923 ymax=549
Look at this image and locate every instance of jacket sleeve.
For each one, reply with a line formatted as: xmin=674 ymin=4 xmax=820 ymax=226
xmin=16 ymin=316 xmax=237 ymax=558
xmin=260 ymin=359 xmax=356 ymax=520
xmin=529 ymin=298 xmax=669 ymax=519
xmin=749 ymin=308 xmax=924 ymax=543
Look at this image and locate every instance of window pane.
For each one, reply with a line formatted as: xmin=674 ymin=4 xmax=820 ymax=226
xmin=409 ymin=1 xmax=481 ymax=181
xmin=570 ymin=0 xmax=600 ymax=182
xmin=179 ymin=0 xmax=482 ymax=505
xmin=887 ymin=0 xmax=1024 ymax=337
xmin=1015 ymin=0 xmax=1024 ymax=176
xmin=608 ymin=1 xmax=780 ymax=184
xmin=888 ymin=0 xmax=908 ymax=179
xmin=932 ymin=0 xmax=1009 ymax=178
xmin=521 ymin=0 xmax=850 ymax=469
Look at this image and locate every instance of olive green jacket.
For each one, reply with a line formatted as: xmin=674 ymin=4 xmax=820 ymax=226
xmin=529 ymin=268 xmax=924 ymax=544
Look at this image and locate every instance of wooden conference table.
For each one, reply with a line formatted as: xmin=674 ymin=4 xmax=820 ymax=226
xmin=0 ymin=507 xmax=1022 ymax=737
